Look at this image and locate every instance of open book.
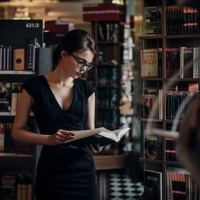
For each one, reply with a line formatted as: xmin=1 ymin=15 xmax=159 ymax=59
xmin=63 ymin=127 xmax=130 ymax=148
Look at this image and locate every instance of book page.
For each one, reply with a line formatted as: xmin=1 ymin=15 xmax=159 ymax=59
xmin=99 ymin=127 xmax=130 ymax=142
xmin=64 ymin=127 xmax=109 ymax=143
xmin=114 ymin=127 xmax=130 ymax=140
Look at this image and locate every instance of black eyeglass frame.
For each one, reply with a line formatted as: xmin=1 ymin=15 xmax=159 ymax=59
xmin=71 ymin=54 xmax=95 ymax=70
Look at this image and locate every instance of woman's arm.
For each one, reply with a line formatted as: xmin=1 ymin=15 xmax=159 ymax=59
xmin=12 ymin=89 xmax=74 ymax=145
xmin=85 ymin=92 xmax=95 ymax=129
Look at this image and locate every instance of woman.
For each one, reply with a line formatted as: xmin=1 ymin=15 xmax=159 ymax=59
xmin=12 ymin=29 xmax=101 ymax=200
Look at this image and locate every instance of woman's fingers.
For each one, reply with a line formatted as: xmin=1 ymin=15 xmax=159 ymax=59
xmin=49 ymin=130 xmax=75 ymax=146
xmin=89 ymin=144 xmax=98 ymax=153
xmin=55 ymin=136 xmax=65 ymax=144
xmin=83 ymin=145 xmax=91 ymax=154
xmin=57 ymin=130 xmax=75 ymax=141
xmin=83 ymin=144 xmax=103 ymax=154
xmin=95 ymin=144 xmax=102 ymax=151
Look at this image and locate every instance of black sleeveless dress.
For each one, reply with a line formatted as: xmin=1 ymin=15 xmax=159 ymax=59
xmin=23 ymin=75 xmax=97 ymax=200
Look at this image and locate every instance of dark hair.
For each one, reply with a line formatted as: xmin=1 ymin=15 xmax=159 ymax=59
xmin=53 ymin=29 xmax=96 ymax=66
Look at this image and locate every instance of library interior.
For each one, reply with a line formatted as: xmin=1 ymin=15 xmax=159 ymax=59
xmin=0 ymin=0 xmax=200 ymax=199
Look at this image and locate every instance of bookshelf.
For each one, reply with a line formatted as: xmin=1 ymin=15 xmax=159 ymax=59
xmin=83 ymin=3 xmax=134 ymax=157
xmin=0 ymin=19 xmax=53 ymax=200
xmin=137 ymin=0 xmax=200 ymax=199
xmin=84 ymin=8 xmax=120 ymax=123
xmin=90 ymin=21 xmax=123 ymax=155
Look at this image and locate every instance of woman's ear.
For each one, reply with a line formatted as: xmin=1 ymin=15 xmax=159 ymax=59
xmin=61 ymin=51 xmax=67 ymax=58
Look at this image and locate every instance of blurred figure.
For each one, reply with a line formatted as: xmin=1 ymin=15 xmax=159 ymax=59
xmin=175 ymin=0 xmax=200 ymax=187
xmin=177 ymin=93 xmax=200 ymax=187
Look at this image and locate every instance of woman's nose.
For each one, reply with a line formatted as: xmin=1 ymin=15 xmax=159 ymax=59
xmin=80 ymin=66 xmax=87 ymax=72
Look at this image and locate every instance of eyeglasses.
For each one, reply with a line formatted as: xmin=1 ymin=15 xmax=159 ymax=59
xmin=71 ymin=54 xmax=94 ymax=70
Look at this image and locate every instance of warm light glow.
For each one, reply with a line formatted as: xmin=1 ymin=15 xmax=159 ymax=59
xmin=112 ymin=0 xmax=121 ymax=4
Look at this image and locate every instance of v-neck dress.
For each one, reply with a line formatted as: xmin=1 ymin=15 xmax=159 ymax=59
xmin=23 ymin=75 xmax=97 ymax=200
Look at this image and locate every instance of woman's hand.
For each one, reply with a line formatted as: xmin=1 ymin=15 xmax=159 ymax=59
xmin=83 ymin=144 xmax=104 ymax=154
xmin=47 ymin=129 xmax=75 ymax=146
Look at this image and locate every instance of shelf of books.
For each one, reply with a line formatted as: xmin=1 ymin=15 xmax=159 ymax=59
xmin=83 ymin=2 xmax=134 ymax=160
xmin=138 ymin=0 xmax=200 ymax=199
xmin=0 ymin=19 xmax=53 ymax=200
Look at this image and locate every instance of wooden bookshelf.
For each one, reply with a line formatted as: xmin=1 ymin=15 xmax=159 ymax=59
xmin=87 ymin=18 xmax=130 ymax=156
xmin=90 ymin=20 xmax=124 ymax=127
xmin=83 ymin=4 xmax=134 ymax=163
xmin=136 ymin=0 xmax=200 ymax=199
xmin=0 ymin=19 xmax=53 ymax=200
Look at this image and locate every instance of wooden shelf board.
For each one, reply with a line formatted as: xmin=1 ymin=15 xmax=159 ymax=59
xmin=139 ymin=34 xmax=200 ymax=40
xmin=165 ymin=78 xmax=200 ymax=82
xmin=96 ymin=41 xmax=121 ymax=44
xmin=93 ymin=154 xmax=127 ymax=170
xmin=0 ymin=71 xmax=35 ymax=75
xmin=165 ymin=34 xmax=200 ymax=39
xmin=97 ymin=107 xmax=120 ymax=110
xmin=0 ymin=112 xmax=15 ymax=116
xmin=139 ymin=158 xmax=163 ymax=163
xmin=97 ymin=64 xmax=120 ymax=67
xmin=140 ymin=77 xmax=163 ymax=81
xmin=97 ymin=85 xmax=120 ymax=88
xmin=0 ymin=1 xmax=76 ymax=7
xmin=138 ymin=35 xmax=163 ymax=39
xmin=164 ymin=120 xmax=181 ymax=123
xmin=140 ymin=118 xmax=162 ymax=122
xmin=0 ymin=153 xmax=33 ymax=157
xmin=0 ymin=112 xmax=34 ymax=116
xmin=140 ymin=78 xmax=199 ymax=81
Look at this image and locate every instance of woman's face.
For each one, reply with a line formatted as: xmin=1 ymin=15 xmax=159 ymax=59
xmin=62 ymin=49 xmax=94 ymax=79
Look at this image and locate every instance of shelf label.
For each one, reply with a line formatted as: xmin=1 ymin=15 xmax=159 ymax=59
xmin=26 ymin=23 xmax=40 ymax=28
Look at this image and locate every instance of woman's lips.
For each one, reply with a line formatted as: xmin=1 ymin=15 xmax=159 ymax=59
xmin=76 ymin=72 xmax=82 ymax=76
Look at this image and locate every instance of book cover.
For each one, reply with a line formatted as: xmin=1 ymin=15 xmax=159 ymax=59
xmin=142 ymin=88 xmax=159 ymax=119
xmin=144 ymin=170 xmax=162 ymax=200
xmin=145 ymin=135 xmax=162 ymax=160
xmin=11 ymin=83 xmax=20 ymax=114
xmin=143 ymin=7 xmax=162 ymax=36
xmin=26 ymin=38 xmax=40 ymax=71
xmin=13 ymin=47 xmax=25 ymax=71
xmin=140 ymin=49 xmax=159 ymax=77
xmin=0 ymin=170 xmax=18 ymax=200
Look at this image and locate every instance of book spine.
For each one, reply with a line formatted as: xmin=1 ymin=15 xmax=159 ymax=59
xmin=180 ymin=47 xmax=184 ymax=78
xmin=26 ymin=38 xmax=39 ymax=71
xmin=158 ymin=90 xmax=163 ymax=120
